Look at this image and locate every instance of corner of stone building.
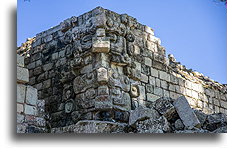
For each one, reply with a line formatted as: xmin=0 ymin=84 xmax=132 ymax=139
xmin=17 ymin=54 xmax=46 ymax=133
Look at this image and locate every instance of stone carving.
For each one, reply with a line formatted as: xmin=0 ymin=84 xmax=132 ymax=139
xmin=130 ymin=83 xmax=140 ymax=98
xmin=81 ymin=34 xmax=93 ymax=49
xmin=65 ymin=99 xmax=75 ymax=113
xmin=18 ymin=7 xmax=227 ymax=133
xmin=97 ymin=67 xmax=108 ymax=83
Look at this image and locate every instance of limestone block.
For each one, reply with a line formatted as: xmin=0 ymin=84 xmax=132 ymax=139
xmin=96 ymin=28 xmax=105 ymax=37
xmin=154 ymin=87 xmax=163 ymax=96
xmin=185 ymin=80 xmax=192 ymax=89
xmin=170 ymin=91 xmax=180 ymax=100
xmin=17 ymin=84 xmax=26 ymax=103
xmin=80 ymin=64 xmax=93 ymax=74
xmin=147 ymin=93 xmax=160 ymax=102
xmin=214 ymin=99 xmax=220 ymax=106
xmin=43 ymin=79 xmax=51 ymax=89
xmin=97 ymin=67 xmax=108 ymax=83
xmin=170 ymin=74 xmax=178 ymax=85
xmin=52 ymin=52 xmax=59 ymax=60
xmin=138 ymin=85 xmax=146 ymax=101
xmin=160 ymin=80 xmax=168 ymax=89
xmin=155 ymin=78 xmax=161 ymax=87
xmin=17 ymin=103 xmax=24 ymax=113
xmin=149 ymin=76 xmax=156 ymax=85
xmin=150 ymin=67 xmax=159 ymax=77
xmin=191 ymin=90 xmax=199 ymax=99
xmin=185 ymin=89 xmax=192 ymax=97
xmin=98 ymin=85 xmax=109 ymax=96
xmin=132 ymin=61 xmax=141 ymax=71
xmin=129 ymin=106 xmax=160 ymax=126
xmin=17 ymin=113 xmax=25 ymax=123
xmin=24 ymin=104 xmax=37 ymax=116
xmin=178 ymin=79 xmax=185 ymax=87
xmin=163 ymin=90 xmax=170 ymax=98
xmin=174 ymin=119 xmax=184 ymax=130
xmin=92 ymin=37 xmax=110 ymax=53
xmin=220 ymin=100 xmax=227 ymax=108
xmin=17 ymin=66 xmax=29 ymax=83
xmin=43 ymin=63 xmax=53 ymax=71
xmin=173 ymin=96 xmax=201 ymax=128
xmin=144 ymin=26 xmax=154 ymax=35
xmin=145 ymin=84 xmax=154 ymax=93
xmin=193 ymin=109 xmax=207 ymax=125
xmin=26 ymin=86 xmax=38 ymax=106
xmin=95 ymin=95 xmax=112 ymax=109
xmin=144 ymin=57 xmax=152 ymax=67
xmin=159 ymin=71 xmax=170 ymax=82
xmin=154 ymin=97 xmax=176 ymax=120
xmin=141 ymin=73 xmax=148 ymax=83
xmin=17 ymin=54 xmax=24 ymax=67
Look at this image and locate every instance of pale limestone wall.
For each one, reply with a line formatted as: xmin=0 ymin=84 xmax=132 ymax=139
xmin=17 ymin=54 xmax=46 ymax=133
xmin=17 ymin=7 xmax=227 ymax=129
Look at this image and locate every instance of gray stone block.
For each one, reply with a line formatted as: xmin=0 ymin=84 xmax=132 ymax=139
xmin=17 ymin=54 xmax=24 ymax=67
xmin=17 ymin=66 xmax=29 ymax=83
xmin=129 ymin=106 xmax=160 ymax=126
xmin=173 ymin=96 xmax=201 ymax=128
xmin=26 ymin=86 xmax=38 ymax=106
xmin=17 ymin=84 xmax=26 ymax=103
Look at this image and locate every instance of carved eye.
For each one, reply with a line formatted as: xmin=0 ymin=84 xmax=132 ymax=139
xmin=112 ymin=73 xmax=118 ymax=79
xmin=126 ymin=33 xmax=135 ymax=42
xmin=106 ymin=19 xmax=114 ymax=27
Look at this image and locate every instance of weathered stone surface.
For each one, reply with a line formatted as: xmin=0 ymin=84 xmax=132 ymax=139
xmin=26 ymin=86 xmax=38 ymax=106
xmin=174 ymin=119 xmax=184 ymax=130
xmin=135 ymin=116 xmax=170 ymax=133
xmin=154 ymin=97 xmax=176 ymax=120
xmin=92 ymin=37 xmax=110 ymax=53
xmin=129 ymin=106 xmax=160 ymax=126
xmin=193 ymin=109 xmax=207 ymax=125
xmin=17 ymin=66 xmax=29 ymax=83
xmin=212 ymin=126 xmax=227 ymax=133
xmin=204 ymin=113 xmax=227 ymax=131
xmin=173 ymin=96 xmax=201 ymax=128
xmin=17 ymin=104 xmax=24 ymax=113
xmin=51 ymin=120 xmax=126 ymax=133
xmin=24 ymin=104 xmax=37 ymax=116
xmin=97 ymin=67 xmax=108 ymax=83
xmin=17 ymin=84 xmax=26 ymax=103
xmin=17 ymin=54 xmax=24 ymax=67
xmin=17 ymin=7 xmax=227 ymax=133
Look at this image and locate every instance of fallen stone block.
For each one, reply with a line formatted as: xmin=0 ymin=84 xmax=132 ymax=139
xmin=173 ymin=96 xmax=201 ymax=128
xmin=174 ymin=119 xmax=184 ymax=130
xmin=154 ymin=97 xmax=176 ymax=120
xmin=193 ymin=109 xmax=207 ymax=125
xmin=135 ymin=116 xmax=170 ymax=133
xmin=204 ymin=113 xmax=227 ymax=131
xmin=212 ymin=126 xmax=227 ymax=133
xmin=129 ymin=106 xmax=160 ymax=126
xmin=51 ymin=120 xmax=126 ymax=133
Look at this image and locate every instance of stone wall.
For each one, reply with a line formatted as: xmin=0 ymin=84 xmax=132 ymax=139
xmin=17 ymin=54 xmax=46 ymax=133
xmin=17 ymin=7 xmax=227 ymax=131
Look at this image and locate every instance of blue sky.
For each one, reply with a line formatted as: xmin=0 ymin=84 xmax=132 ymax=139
xmin=17 ymin=0 xmax=226 ymax=84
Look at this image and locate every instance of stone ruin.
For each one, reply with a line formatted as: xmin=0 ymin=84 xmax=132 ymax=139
xmin=17 ymin=7 xmax=227 ymax=133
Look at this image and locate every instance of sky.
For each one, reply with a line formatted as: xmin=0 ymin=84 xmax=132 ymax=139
xmin=17 ymin=0 xmax=226 ymax=84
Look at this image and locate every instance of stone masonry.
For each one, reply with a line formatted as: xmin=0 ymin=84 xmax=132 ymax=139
xmin=17 ymin=54 xmax=46 ymax=133
xmin=17 ymin=7 xmax=227 ymax=133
